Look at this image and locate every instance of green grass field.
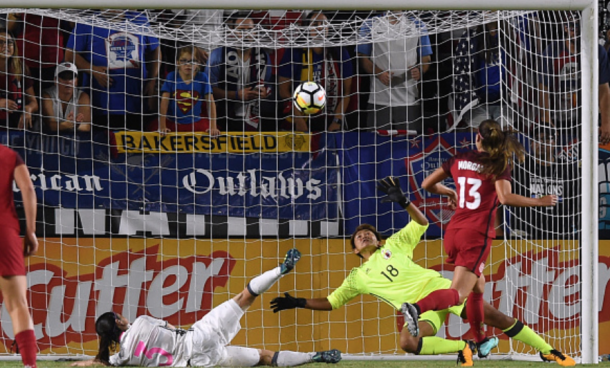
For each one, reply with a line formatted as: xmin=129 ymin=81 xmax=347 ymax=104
xmin=0 ymin=360 xmax=608 ymax=368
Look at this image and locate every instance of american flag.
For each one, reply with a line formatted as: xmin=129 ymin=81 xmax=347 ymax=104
xmin=454 ymin=28 xmax=480 ymax=123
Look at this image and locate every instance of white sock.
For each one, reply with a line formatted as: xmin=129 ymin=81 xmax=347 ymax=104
xmin=247 ymin=267 xmax=282 ymax=296
xmin=273 ymin=351 xmax=315 ymax=367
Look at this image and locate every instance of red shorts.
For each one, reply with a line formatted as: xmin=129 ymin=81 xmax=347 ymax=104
xmin=0 ymin=227 xmax=25 ymax=276
xmin=148 ymin=118 xmax=210 ymax=132
xmin=444 ymin=228 xmax=492 ymax=277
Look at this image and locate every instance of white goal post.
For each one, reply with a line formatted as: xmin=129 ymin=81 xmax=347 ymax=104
xmin=0 ymin=0 xmax=600 ymax=365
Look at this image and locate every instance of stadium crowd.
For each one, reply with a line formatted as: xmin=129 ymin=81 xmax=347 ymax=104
xmin=0 ymin=9 xmax=604 ymax=139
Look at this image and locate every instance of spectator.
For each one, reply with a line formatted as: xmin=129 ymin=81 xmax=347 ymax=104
xmin=150 ymin=46 xmax=219 ymax=135
xmin=538 ymin=12 xmax=580 ymax=138
xmin=64 ymin=10 xmax=161 ymax=131
xmin=278 ymin=11 xmax=353 ymax=132
xmin=207 ymin=11 xmax=275 ymax=132
xmin=510 ymin=125 xmax=579 ymax=239
xmin=539 ymin=12 xmax=610 ymax=146
xmin=453 ymin=20 xmax=515 ymax=130
xmin=7 ymin=13 xmax=72 ymax=96
xmin=41 ymin=62 xmax=91 ymax=133
xmin=356 ymin=11 xmax=432 ymax=134
xmin=148 ymin=9 xmax=218 ymax=78
xmin=0 ymin=28 xmax=37 ymax=131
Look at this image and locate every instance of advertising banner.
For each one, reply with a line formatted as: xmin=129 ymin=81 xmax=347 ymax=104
xmin=3 ymin=132 xmax=336 ymax=221
xmin=0 ymin=238 xmax=598 ymax=357
xmin=114 ymin=131 xmax=311 ymax=154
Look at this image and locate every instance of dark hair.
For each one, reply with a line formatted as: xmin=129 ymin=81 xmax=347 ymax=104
xmin=226 ymin=11 xmax=252 ymax=29
xmin=303 ymin=10 xmax=325 ymax=27
xmin=477 ymin=119 xmax=525 ymax=178
xmin=176 ymin=45 xmax=195 ymax=60
xmin=301 ymin=11 xmax=342 ymax=62
xmin=350 ymin=224 xmax=382 ymax=258
xmin=94 ymin=312 xmax=122 ymax=366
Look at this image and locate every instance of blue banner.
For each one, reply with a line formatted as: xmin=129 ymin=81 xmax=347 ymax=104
xmin=335 ymin=132 xmax=474 ymax=238
xmin=5 ymin=131 xmax=337 ymax=221
xmin=4 ymin=131 xmax=596 ymax=239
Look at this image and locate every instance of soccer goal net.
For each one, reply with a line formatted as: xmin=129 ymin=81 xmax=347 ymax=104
xmin=0 ymin=4 xmax=598 ymax=364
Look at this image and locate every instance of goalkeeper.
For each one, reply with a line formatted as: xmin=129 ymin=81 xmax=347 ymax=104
xmin=271 ymin=176 xmax=575 ymax=367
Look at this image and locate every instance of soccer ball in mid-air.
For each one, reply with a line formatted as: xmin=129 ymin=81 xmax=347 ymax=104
xmin=293 ymin=81 xmax=326 ymax=115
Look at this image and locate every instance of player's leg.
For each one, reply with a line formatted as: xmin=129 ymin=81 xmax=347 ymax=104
xmin=451 ymin=230 xmax=493 ymax=347
xmin=234 ymin=248 xmax=301 ymax=310
xmin=0 ymin=276 xmax=37 ymax=368
xmin=190 ymin=248 xmax=303 ymax=356
xmin=477 ymin=302 xmax=575 ymax=366
xmin=216 ymin=347 xmax=341 ymax=367
xmin=401 ymin=309 xmax=475 ymax=367
xmin=464 ymin=271 xmax=489 ymax=348
xmin=401 ymin=229 xmax=464 ymax=336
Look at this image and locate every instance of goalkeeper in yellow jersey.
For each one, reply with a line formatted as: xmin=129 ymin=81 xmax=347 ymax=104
xmin=271 ymin=176 xmax=575 ymax=367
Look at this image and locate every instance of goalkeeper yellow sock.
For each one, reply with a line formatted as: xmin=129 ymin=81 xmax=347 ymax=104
xmin=502 ymin=319 xmax=553 ymax=355
xmin=417 ymin=337 xmax=466 ymax=355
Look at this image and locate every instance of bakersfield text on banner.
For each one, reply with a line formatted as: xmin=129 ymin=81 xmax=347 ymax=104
xmin=114 ymin=131 xmax=311 ymax=153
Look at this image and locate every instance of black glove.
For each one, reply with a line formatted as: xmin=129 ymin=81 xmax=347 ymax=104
xmin=174 ymin=328 xmax=187 ymax=336
xmin=377 ymin=176 xmax=410 ymax=208
xmin=270 ymin=292 xmax=307 ymax=313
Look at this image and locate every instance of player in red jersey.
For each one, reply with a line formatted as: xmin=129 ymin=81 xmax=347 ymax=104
xmin=0 ymin=144 xmax=38 ymax=368
xmin=401 ymin=120 xmax=557 ymax=357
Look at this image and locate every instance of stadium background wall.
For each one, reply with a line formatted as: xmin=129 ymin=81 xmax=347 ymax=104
xmin=0 ymin=238 xmax=605 ymax=356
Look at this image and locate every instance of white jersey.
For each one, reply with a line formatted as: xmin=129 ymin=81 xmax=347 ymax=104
xmin=109 ymin=316 xmax=191 ymax=367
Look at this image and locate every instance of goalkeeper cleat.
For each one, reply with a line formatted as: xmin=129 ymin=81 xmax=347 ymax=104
xmin=312 ymin=349 xmax=342 ymax=364
xmin=476 ymin=337 xmax=499 ymax=358
xmin=457 ymin=341 xmax=476 ymax=367
xmin=280 ymin=248 xmax=301 ymax=275
xmin=540 ymin=350 xmax=576 ymax=366
xmin=401 ymin=302 xmax=420 ymax=336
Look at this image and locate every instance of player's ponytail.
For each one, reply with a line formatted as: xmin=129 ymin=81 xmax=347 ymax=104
xmin=94 ymin=312 xmax=122 ymax=366
xmin=477 ymin=119 xmax=524 ymax=178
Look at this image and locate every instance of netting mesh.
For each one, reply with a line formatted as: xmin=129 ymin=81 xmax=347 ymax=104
xmin=0 ymin=7 xmax=587 ymax=362
xmin=0 ymin=9 xmax=536 ymax=47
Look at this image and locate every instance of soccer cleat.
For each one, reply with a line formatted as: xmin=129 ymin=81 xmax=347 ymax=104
xmin=280 ymin=248 xmax=301 ymax=275
xmin=457 ymin=341 xmax=476 ymax=367
xmin=540 ymin=350 xmax=576 ymax=366
xmin=476 ymin=336 xmax=499 ymax=358
xmin=401 ymin=302 xmax=420 ymax=336
xmin=312 ymin=349 xmax=342 ymax=363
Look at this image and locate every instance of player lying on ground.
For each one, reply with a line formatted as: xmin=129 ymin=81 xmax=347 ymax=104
xmin=271 ymin=177 xmax=574 ymax=367
xmin=72 ymin=249 xmax=341 ymax=367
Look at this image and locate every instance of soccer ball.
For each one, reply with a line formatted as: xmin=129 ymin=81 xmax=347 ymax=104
xmin=293 ymin=81 xmax=326 ymax=115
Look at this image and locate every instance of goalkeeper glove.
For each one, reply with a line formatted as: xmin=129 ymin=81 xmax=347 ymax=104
xmin=270 ymin=292 xmax=307 ymax=313
xmin=377 ymin=176 xmax=410 ymax=208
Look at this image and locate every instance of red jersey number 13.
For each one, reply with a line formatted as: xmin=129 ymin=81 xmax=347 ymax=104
xmin=457 ymin=177 xmax=482 ymax=210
